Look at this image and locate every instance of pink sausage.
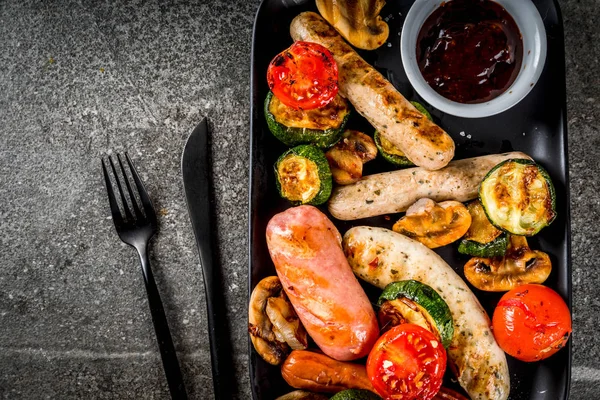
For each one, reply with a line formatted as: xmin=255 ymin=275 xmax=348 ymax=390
xmin=266 ymin=205 xmax=379 ymax=361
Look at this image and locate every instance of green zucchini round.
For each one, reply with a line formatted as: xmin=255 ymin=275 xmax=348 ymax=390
xmin=264 ymin=91 xmax=350 ymax=149
xmin=330 ymin=390 xmax=382 ymax=400
xmin=410 ymin=101 xmax=433 ymax=121
xmin=373 ymin=131 xmax=415 ymax=168
xmin=374 ymin=102 xmax=431 ymax=168
xmin=458 ymin=235 xmax=509 ymax=257
xmin=274 ymin=145 xmax=332 ymax=206
xmin=479 ymin=159 xmax=557 ymax=236
xmin=458 ymin=200 xmax=509 ymax=257
xmin=378 ymin=280 xmax=454 ymax=348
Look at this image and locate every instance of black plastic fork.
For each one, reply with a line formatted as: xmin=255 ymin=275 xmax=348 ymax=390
xmin=102 ymin=153 xmax=188 ymax=400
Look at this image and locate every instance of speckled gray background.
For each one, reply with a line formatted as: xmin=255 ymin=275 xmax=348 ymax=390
xmin=0 ymin=0 xmax=597 ymax=399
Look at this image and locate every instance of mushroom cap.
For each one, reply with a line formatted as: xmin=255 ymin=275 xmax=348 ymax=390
xmin=316 ymin=0 xmax=390 ymax=50
xmin=248 ymin=276 xmax=290 ymax=365
xmin=464 ymin=236 xmax=552 ymax=292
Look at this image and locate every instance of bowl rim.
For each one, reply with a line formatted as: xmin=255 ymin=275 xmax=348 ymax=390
xmin=401 ymin=0 xmax=548 ymax=119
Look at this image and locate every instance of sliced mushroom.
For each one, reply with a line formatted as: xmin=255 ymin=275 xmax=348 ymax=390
xmin=326 ymin=130 xmax=377 ymax=185
xmin=248 ymin=276 xmax=308 ymax=365
xmin=316 ymin=0 xmax=389 ymax=50
xmin=464 ymin=235 xmax=552 ymax=292
xmin=265 ymin=291 xmax=308 ymax=350
xmin=392 ymin=198 xmax=472 ymax=248
xmin=378 ymin=298 xmax=439 ymax=340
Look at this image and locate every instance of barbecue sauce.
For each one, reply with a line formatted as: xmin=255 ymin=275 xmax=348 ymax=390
xmin=417 ymin=0 xmax=523 ymax=104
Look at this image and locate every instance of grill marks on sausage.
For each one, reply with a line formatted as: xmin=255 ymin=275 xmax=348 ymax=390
xmin=292 ymin=12 xmax=454 ymax=169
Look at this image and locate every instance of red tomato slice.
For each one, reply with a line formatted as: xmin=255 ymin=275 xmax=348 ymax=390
xmin=367 ymin=324 xmax=447 ymax=400
xmin=492 ymin=284 xmax=572 ymax=362
xmin=267 ymin=41 xmax=338 ymax=110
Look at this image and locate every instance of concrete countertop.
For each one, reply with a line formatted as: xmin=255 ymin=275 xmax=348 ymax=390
xmin=0 ymin=0 xmax=598 ymax=398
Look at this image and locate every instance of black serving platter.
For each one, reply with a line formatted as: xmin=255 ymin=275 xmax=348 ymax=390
xmin=248 ymin=1 xmax=571 ymax=399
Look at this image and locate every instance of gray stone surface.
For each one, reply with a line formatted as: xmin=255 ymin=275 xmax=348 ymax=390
xmin=0 ymin=0 xmax=597 ymax=399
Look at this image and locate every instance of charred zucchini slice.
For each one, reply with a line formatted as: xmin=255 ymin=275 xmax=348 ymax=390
xmin=458 ymin=200 xmax=508 ymax=257
xmin=479 ymin=159 xmax=556 ymax=236
xmin=458 ymin=235 xmax=508 ymax=258
xmin=275 ymin=145 xmax=332 ymax=205
xmin=265 ymin=91 xmax=350 ymax=148
xmin=374 ymin=131 xmax=414 ymax=168
xmin=330 ymin=389 xmax=382 ymax=400
xmin=411 ymin=101 xmax=433 ymax=121
xmin=377 ymin=280 xmax=454 ymax=348
xmin=374 ymin=102 xmax=431 ymax=167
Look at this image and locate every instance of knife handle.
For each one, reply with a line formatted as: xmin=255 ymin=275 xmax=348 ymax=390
xmin=182 ymin=118 xmax=237 ymax=399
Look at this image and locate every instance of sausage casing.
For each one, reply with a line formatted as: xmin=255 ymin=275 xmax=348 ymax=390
xmin=281 ymin=350 xmax=374 ymax=393
xmin=266 ymin=205 xmax=379 ymax=361
xmin=343 ymin=226 xmax=510 ymax=400
xmin=290 ymin=11 xmax=455 ymax=171
xmin=328 ymin=152 xmax=531 ymax=220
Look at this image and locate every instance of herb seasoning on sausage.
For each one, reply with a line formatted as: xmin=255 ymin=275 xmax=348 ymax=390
xmin=416 ymin=0 xmax=523 ymax=104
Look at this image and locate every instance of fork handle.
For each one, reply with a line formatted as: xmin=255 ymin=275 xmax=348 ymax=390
xmin=137 ymin=246 xmax=188 ymax=400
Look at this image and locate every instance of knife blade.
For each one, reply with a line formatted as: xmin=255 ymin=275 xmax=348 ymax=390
xmin=181 ymin=118 xmax=235 ymax=399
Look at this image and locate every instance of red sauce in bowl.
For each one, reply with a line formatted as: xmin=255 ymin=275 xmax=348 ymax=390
xmin=416 ymin=0 xmax=523 ymax=104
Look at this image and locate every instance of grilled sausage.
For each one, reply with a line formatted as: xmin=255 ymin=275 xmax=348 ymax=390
xmin=328 ymin=151 xmax=531 ymax=220
xmin=281 ymin=350 xmax=375 ymax=393
xmin=266 ymin=205 xmax=379 ymax=361
xmin=343 ymin=226 xmax=510 ymax=400
xmin=290 ymin=11 xmax=455 ymax=171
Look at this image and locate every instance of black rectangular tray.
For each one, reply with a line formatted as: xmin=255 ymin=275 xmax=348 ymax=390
xmin=248 ymin=1 xmax=571 ymax=399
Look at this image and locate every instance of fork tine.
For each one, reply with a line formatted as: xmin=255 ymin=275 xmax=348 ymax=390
xmin=102 ymin=158 xmax=125 ymax=226
xmin=109 ymin=155 xmax=134 ymax=221
xmin=117 ymin=153 xmax=142 ymax=219
xmin=125 ymin=152 xmax=157 ymax=226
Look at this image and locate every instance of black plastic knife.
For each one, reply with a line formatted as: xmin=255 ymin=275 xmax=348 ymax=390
xmin=181 ymin=118 xmax=235 ymax=399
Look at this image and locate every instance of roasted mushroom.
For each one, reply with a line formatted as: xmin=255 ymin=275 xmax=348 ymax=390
xmin=266 ymin=293 xmax=308 ymax=350
xmin=325 ymin=130 xmax=377 ymax=185
xmin=464 ymin=235 xmax=552 ymax=292
xmin=392 ymin=198 xmax=472 ymax=248
xmin=248 ymin=276 xmax=308 ymax=365
xmin=316 ymin=0 xmax=389 ymax=50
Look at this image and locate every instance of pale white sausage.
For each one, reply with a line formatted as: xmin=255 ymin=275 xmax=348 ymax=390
xmin=329 ymin=152 xmax=531 ymax=220
xmin=290 ymin=12 xmax=455 ymax=171
xmin=343 ymin=226 xmax=510 ymax=400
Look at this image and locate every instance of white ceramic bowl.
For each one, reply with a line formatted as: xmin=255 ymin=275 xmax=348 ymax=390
xmin=401 ymin=0 xmax=547 ymax=118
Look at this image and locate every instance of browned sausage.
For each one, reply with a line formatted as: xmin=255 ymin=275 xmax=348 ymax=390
xmin=266 ymin=205 xmax=379 ymax=361
xmin=290 ymin=11 xmax=455 ymax=170
xmin=281 ymin=350 xmax=374 ymax=393
xmin=328 ymin=152 xmax=531 ymax=220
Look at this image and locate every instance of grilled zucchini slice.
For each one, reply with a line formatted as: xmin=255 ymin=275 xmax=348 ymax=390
xmin=374 ymin=131 xmax=414 ymax=168
xmin=458 ymin=200 xmax=508 ymax=257
xmin=377 ymin=280 xmax=454 ymax=348
xmin=374 ymin=101 xmax=431 ymax=167
xmin=479 ymin=159 xmax=556 ymax=236
xmin=265 ymin=91 xmax=350 ymax=149
xmin=275 ymin=145 xmax=332 ymax=205
xmin=410 ymin=101 xmax=433 ymax=121
xmin=330 ymin=390 xmax=382 ymax=400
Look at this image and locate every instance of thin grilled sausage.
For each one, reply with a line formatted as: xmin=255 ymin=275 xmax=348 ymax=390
xmin=281 ymin=350 xmax=375 ymax=393
xmin=290 ymin=11 xmax=455 ymax=170
xmin=328 ymin=152 xmax=531 ymax=220
xmin=343 ymin=226 xmax=510 ymax=400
